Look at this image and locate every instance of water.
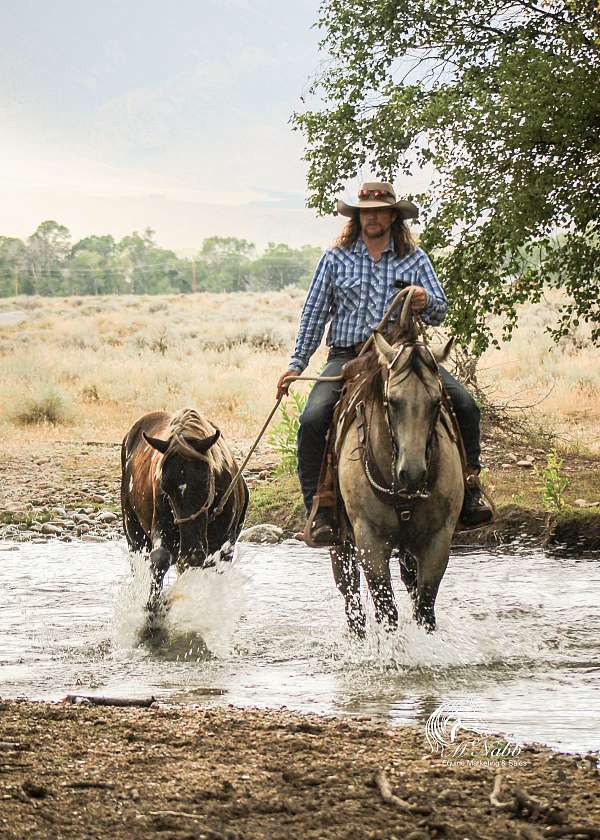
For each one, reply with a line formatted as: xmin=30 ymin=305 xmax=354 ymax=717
xmin=1 ymin=538 xmax=599 ymax=754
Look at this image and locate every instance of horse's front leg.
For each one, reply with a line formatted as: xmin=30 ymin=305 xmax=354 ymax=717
xmin=413 ymin=530 xmax=452 ymax=632
xmin=330 ymin=541 xmax=365 ymax=638
xmin=146 ymin=497 xmax=177 ymax=618
xmin=355 ymin=524 xmax=397 ymax=632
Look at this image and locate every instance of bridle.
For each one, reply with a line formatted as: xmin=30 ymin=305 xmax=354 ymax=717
xmin=356 ymin=339 xmax=443 ymax=520
xmin=160 ymin=434 xmax=218 ymax=525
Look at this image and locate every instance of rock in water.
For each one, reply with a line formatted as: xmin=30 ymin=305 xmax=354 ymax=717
xmin=238 ymin=524 xmax=284 ymax=544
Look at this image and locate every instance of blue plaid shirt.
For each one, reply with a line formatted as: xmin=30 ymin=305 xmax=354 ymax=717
xmin=288 ymin=239 xmax=447 ymax=372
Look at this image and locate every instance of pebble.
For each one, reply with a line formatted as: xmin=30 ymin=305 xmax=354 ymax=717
xmin=97 ymin=511 xmax=118 ymax=523
xmin=91 ymin=494 xmax=107 ymax=503
xmin=517 ymin=460 xmax=534 ymax=468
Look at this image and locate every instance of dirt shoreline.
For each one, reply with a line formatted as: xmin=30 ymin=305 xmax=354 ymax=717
xmin=1 ymin=438 xmax=599 ymax=552
xmin=1 ymin=699 xmax=599 ymax=840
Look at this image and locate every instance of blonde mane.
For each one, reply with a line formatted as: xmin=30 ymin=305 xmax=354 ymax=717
xmin=165 ymin=408 xmax=231 ymax=472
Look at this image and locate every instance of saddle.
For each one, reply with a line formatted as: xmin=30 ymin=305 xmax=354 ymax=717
xmin=304 ymin=353 xmax=468 ymax=547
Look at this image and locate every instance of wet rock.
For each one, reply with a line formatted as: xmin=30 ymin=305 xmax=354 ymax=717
xmin=41 ymin=523 xmax=62 ymax=536
xmin=82 ymin=535 xmax=105 ymax=543
xmin=238 ymin=524 xmax=284 ymax=544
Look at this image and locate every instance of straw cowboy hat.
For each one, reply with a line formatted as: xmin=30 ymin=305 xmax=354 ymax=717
xmin=336 ymin=181 xmax=419 ymax=220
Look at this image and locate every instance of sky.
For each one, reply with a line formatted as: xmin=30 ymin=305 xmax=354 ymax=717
xmin=0 ymin=0 xmax=425 ymax=251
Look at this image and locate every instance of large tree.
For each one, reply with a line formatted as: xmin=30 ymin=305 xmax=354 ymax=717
xmin=293 ymin=0 xmax=600 ymax=351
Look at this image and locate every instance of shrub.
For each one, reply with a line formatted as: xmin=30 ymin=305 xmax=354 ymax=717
xmin=539 ymin=449 xmax=569 ymax=511
xmin=11 ymin=386 xmax=73 ymax=425
xmin=269 ymin=390 xmax=308 ymax=474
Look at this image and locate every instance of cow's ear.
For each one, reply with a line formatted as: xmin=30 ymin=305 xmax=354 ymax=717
xmin=184 ymin=428 xmax=221 ymax=454
xmin=143 ymin=431 xmax=170 ymax=453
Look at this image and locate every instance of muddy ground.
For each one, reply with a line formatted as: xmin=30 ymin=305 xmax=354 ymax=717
xmin=1 ymin=434 xmax=599 ymax=550
xmin=1 ymin=700 xmax=599 ymax=840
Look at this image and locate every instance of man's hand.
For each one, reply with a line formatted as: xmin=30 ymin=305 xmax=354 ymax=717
xmin=406 ymin=285 xmax=428 ymax=313
xmin=276 ymin=369 xmax=299 ymax=399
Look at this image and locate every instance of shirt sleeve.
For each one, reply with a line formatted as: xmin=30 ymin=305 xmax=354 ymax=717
xmin=288 ymin=251 xmax=334 ymax=372
xmin=417 ymin=249 xmax=447 ymax=326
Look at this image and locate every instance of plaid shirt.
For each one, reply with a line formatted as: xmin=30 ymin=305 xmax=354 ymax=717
xmin=288 ymin=238 xmax=447 ymax=372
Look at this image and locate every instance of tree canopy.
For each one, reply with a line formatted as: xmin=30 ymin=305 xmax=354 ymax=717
xmin=293 ymin=0 xmax=600 ymax=351
xmin=0 ymin=224 xmax=320 ymax=298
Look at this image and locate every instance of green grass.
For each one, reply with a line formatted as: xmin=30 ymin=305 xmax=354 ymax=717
xmin=245 ymin=473 xmax=305 ymax=532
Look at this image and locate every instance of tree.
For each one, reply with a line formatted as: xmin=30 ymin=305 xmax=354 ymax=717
xmin=26 ymin=221 xmax=72 ymax=296
xmin=293 ymin=0 xmax=600 ymax=351
xmin=251 ymin=243 xmax=320 ymax=290
xmin=199 ymin=237 xmax=256 ymax=292
xmin=0 ymin=237 xmax=27 ymax=296
xmin=117 ymin=228 xmax=185 ymax=294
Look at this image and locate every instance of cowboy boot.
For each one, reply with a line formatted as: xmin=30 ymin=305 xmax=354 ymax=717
xmin=309 ymin=507 xmax=338 ymax=546
xmin=460 ymin=470 xmax=494 ymax=526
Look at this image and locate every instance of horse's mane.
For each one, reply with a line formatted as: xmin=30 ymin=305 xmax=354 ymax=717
xmin=165 ymin=408 xmax=230 ymax=471
xmin=342 ymin=318 xmax=437 ymax=410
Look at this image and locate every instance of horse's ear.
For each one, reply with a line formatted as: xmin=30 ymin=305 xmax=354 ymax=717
xmin=143 ymin=431 xmax=170 ymax=454
xmin=432 ymin=337 xmax=454 ymax=365
xmin=373 ymin=331 xmax=395 ymax=366
xmin=185 ymin=428 xmax=221 ymax=454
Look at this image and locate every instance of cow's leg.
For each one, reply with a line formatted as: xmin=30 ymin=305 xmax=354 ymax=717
xmin=330 ymin=541 xmax=365 ymax=638
xmin=413 ymin=529 xmax=452 ymax=632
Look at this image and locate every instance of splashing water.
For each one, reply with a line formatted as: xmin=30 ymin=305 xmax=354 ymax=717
xmin=1 ymin=538 xmax=599 ymax=752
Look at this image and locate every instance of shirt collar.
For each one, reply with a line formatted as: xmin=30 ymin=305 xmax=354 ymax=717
xmin=353 ymin=236 xmax=396 ymax=255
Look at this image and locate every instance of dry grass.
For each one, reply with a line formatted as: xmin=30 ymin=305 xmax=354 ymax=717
xmin=478 ymin=291 xmax=600 ymax=454
xmin=0 ymin=288 xmax=598 ymax=454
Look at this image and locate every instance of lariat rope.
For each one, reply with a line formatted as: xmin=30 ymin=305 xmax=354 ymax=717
xmin=212 ymin=286 xmax=416 ymax=516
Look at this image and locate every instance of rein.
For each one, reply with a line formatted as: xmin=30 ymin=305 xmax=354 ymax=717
xmin=355 ymin=333 xmax=443 ymax=521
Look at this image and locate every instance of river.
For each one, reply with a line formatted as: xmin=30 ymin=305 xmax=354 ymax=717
xmin=1 ymin=538 xmax=598 ymax=754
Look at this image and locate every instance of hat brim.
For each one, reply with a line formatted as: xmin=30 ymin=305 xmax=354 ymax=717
xmin=336 ymin=198 xmax=419 ymax=220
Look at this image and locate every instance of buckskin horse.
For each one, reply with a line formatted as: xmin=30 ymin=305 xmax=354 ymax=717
xmin=331 ymin=307 xmax=463 ymax=635
xmin=121 ymin=408 xmax=248 ymax=614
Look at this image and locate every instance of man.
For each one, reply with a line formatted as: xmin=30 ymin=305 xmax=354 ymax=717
xmin=276 ymin=181 xmax=493 ymax=545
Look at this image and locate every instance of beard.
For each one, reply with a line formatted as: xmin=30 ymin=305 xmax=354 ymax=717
xmin=363 ymin=222 xmax=386 ymax=239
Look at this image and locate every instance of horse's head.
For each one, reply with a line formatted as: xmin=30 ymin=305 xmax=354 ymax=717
xmin=143 ymin=427 xmax=221 ymax=566
xmin=373 ymin=331 xmax=452 ymax=494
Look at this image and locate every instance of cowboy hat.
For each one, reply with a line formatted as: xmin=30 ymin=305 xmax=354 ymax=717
xmin=336 ymin=181 xmax=419 ymax=220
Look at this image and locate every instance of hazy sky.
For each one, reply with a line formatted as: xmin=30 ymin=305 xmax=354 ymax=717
xmin=0 ymin=1 xmax=422 ymax=250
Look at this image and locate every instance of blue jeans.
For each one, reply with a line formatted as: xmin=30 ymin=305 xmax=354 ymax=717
xmin=297 ymin=346 xmax=481 ymax=511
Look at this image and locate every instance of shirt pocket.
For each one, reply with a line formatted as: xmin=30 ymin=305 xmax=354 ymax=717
xmin=392 ymin=268 xmax=418 ymax=291
xmin=335 ymin=271 xmax=362 ymax=311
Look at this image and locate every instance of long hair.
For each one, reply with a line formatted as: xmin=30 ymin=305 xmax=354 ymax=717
xmin=333 ymin=211 xmax=416 ymax=258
